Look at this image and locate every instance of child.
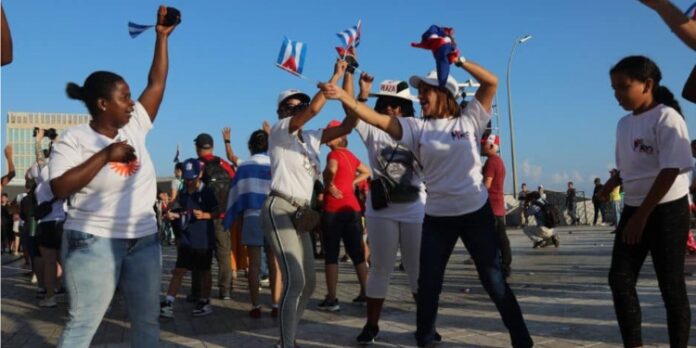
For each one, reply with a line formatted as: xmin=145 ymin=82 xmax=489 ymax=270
xmin=603 ymin=56 xmax=691 ymax=348
xmin=160 ymin=158 xmax=219 ymax=318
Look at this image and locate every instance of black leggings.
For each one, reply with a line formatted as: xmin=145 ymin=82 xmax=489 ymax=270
xmin=321 ymin=211 xmax=365 ymax=265
xmin=608 ymin=195 xmax=691 ymax=348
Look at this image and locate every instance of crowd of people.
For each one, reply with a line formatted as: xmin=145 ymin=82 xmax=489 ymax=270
xmin=1 ymin=1 xmax=696 ymax=348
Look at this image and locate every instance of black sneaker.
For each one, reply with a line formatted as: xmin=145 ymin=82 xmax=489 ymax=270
xmin=357 ymin=324 xmax=379 ymax=345
xmin=551 ymin=235 xmax=560 ymax=247
xmin=317 ymin=297 xmax=340 ymax=312
xmin=192 ymin=299 xmax=212 ymax=317
xmin=532 ymin=240 xmax=545 ymax=249
xmin=160 ymin=300 xmax=174 ymax=318
xmin=352 ymin=294 xmax=367 ymax=305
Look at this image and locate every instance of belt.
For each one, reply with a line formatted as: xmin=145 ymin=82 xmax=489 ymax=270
xmin=269 ymin=191 xmax=309 ymax=208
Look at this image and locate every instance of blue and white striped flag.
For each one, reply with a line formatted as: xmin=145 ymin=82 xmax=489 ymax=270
xmin=128 ymin=22 xmax=154 ymax=39
xmin=222 ymin=153 xmax=272 ymax=229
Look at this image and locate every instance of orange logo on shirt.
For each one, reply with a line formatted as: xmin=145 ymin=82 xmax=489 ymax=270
xmin=109 ymin=160 xmax=141 ymax=176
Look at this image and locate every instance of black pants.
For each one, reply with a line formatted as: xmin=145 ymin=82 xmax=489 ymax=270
xmin=593 ymin=201 xmax=606 ymax=225
xmin=608 ymin=195 xmax=691 ymax=348
xmin=321 ymin=211 xmax=365 ymax=265
xmin=495 ymin=216 xmax=512 ymax=276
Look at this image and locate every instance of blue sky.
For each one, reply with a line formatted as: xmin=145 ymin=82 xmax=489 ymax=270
xmin=1 ymin=0 xmax=694 ymax=196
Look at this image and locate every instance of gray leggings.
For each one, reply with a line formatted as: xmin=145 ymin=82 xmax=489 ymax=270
xmin=262 ymin=196 xmax=316 ymax=347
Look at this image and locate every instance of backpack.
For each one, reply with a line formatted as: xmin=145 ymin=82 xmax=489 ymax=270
xmin=200 ymin=156 xmax=231 ymax=214
xmin=534 ymin=200 xmax=561 ymax=229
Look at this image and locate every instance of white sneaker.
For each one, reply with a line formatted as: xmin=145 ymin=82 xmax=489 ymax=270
xmin=30 ymin=274 xmax=37 ymax=284
xmin=39 ymin=296 xmax=57 ymax=308
xmin=260 ymin=276 xmax=270 ymax=287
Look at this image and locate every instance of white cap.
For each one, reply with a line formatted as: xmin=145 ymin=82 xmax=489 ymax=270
xmin=369 ymin=80 xmax=418 ymax=102
xmin=409 ymin=70 xmax=459 ymax=98
xmin=277 ymin=89 xmax=310 ymax=107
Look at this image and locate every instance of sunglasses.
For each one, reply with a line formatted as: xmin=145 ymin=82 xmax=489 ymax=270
xmin=282 ymin=102 xmax=309 ymax=112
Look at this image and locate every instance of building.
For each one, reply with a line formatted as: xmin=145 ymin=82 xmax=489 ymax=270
xmin=4 ymin=111 xmax=90 ymax=184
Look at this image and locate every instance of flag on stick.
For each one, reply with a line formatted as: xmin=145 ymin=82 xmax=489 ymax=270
xmin=275 ymin=37 xmax=307 ymax=76
xmin=411 ymin=25 xmax=460 ymax=88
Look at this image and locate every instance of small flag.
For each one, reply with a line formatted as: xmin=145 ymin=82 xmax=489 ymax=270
xmin=411 ymin=25 xmax=460 ymax=88
xmin=686 ymin=2 xmax=696 ymax=20
xmin=276 ymin=37 xmax=307 ymax=76
xmin=336 ymin=19 xmax=361 ymax=48
xmin=128 ymin=22 xmax=155 ymax=39
xmin=173 ymin=144 xmax=180 ymax=163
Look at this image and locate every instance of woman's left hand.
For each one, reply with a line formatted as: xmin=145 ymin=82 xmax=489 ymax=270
xmin=155 ymin=5 xmax=178 ymax=37
xmin=621 ymin=213 xmax=647 ymax=245
xmin=319 ymin=82 xmax=343 ymax=100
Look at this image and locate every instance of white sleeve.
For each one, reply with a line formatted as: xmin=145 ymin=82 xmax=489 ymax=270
xmin=355 ymin=120 xmax=371 ymax=142
xmin=462 ymin=98 xmax=492 ymax=137
xmin=123 ymin=102 xmax=153 ymax=136
xmin=49 ymin=128 xmax=82 ymax=180
xmin=396 ymin=117 xmax=423 ymax=158
xmin=304 ymin=128 xmax=324 ymax=155
xmin=656 ymin=109 xmax=692 ymax=173
xmin=270 ymin=117 xmax=294 ymax=147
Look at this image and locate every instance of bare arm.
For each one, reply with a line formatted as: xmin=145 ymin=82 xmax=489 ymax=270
xmin=682 ymin=65 xmax=696 ymax=103
xmin=622 ymin=168 xmax=680 ymax=244
xmin=641 ymin=0 xmax=696 ymax=50
xmin=597 ymin=174 xmax=621 ymax=202
xmin=221 ymin=127 xmax=239 ymax=166
xmin=1 ymin=5 xmax=12 ymax=66
xmin=34 ymin=129 xmax=47 ymax=168
xmin=50 ymin=142 xmax=135 ymax=199
xmin=288 ymin=60 xmax=347 ymax=134
xmin=1 ymin=145 xmax=15 ymax=187
xmin=139 ymin=7 xmax=178 ymax=122
xmin=455 ymin=58 xmax=498 ymax=111
xmin=353 ymin=162 xmax=371 ymax=186
xmin=323 ymin=158 xmax=343 ymax=199
xmin=484 ymin=177 xmax=493 ymax=189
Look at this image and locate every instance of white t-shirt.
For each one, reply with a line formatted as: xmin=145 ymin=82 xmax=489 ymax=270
xmin=397 ymin=98 xmax=491 ymax=216
xmin=268 ymin=117 xmax=323 ymax=202
xmin=615 ymin=104 xmax=692 ymax=207
xmin=355 ymin=119 xmax=425 ymax=223
xmin=49 ymin=102 xmax=157 ymax=238
xmin=35 ymin=161 xmax=66 ymax=223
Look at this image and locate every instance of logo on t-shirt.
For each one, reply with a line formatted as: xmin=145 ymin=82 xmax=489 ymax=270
xmin=632 ymin=139 xmax=654 ymax=154
xmin=110 ymin=160 xmax=141 ymax=176
xmin=450 ymin=130 xmax=470 ymax=140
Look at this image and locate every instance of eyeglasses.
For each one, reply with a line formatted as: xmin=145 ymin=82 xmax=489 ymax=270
xmin=282 ymin=102 xmax=309 ymax=113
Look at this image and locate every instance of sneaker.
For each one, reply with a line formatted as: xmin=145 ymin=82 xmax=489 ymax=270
xmin=39 ymin=296 xmax=57 ymax=308
xmin=35 ymin=288 xmax=47 ymax=299
xmin=30 ymin=274 xmax=37 ymax=284
xmin=271 ymin=306 xmax=279 ymax=318
xmin=356 ymin=324 xmax=379 ymax=345
xmin=192 ymin=299 xmax=212 ymax=317
xmin=532 ymin=240 xmax=545 ymax=249
xmin=260 ymin=276 xmax=270 ymax=287
xmin=219 ymin=290 xmax=232 ymax=300
xmin=352 ymin=294 xmax=367 ymax=305
xmin=249 ymin=305 xmax=262 ymax=318
xmin=160 ymin=300 xmax=174 ymax=318
xmin=317 ymin=297 xmax=340 ymax=312
xmin=551 ymin=235 xmax=560 ymax=248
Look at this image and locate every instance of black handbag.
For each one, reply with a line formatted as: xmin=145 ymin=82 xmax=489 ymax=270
xmin=370 ymin=146 xmax=420 ymax=210
xmin=34 ymin=199 xmax=57 ymax=220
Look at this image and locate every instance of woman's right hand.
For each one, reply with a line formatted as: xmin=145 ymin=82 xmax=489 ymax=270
xmin=106 ymin=141 xmax=136 ymax=163
xmin=327 ymin=184 xmax=344 ymax=199
xmin=358 ymin=72 xmax=374 ymax=98
xmin=319 ymin=82 xmax=344 ymax=100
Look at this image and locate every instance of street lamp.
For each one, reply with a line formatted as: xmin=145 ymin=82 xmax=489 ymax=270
xmin=507 ymin=34 xmax=532 ymax=199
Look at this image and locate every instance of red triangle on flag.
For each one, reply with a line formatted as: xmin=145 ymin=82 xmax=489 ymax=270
xmin=282 ymin=57 xmax=298 ymax=73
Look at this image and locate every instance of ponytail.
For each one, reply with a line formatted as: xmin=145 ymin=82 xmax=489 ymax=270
xmin=65 ymin=71 xmax=124 ymax=117
xmin=65 ymin=82 xmax=84 ymax=101
xmin=654 ymin=86 xmax=682 ymax=116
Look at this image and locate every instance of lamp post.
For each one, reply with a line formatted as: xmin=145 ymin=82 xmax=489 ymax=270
xmin=507 ymin=34 xmax=532 ymax=199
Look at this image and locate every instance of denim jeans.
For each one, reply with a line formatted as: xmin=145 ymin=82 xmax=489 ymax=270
xmin=58 ymin=230 xmax=161 ymax=348
xmin=613 ymin=200 xmax=622 ymax=225
xmin=416 ymin=202 xmax=533 ymax=348
xmin=608 ymin=195 xmax=691 ymax=348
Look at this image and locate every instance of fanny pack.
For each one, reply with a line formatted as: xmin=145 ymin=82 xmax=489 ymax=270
xmin=270 ymin=191 xmax=320 ymax=232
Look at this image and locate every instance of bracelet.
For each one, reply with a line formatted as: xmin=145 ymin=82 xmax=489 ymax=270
xmin=357 ymin=97 xmax=368 ymax=102
xmin=224 ymin=140 xmax=231 ymax=144
xmin=456 ymin=56 xmax=467 ymax=67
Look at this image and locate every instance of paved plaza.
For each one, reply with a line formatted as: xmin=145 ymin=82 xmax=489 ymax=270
xmin=2 ymin=225 xmax=695 ymax=347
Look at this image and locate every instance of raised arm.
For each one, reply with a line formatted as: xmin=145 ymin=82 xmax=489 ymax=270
xmin=320 ymin=83 xmax=403 ymax=140
xmin=1 ymin=5 xmax=13 ymax=66
xmin=454 ymin=58 xmax=498 ymax=111
xmin=288 ymin=60 xmax=347 ymax=133
xmin=640 ymin=0 xmax=696 ymax=50
xmin=320 ymin=60 xmax=358 ymax=144
xmin=683 ymin=65 xmax=696 ymax=103
xmin=221 ymin=127 xmax=239 ymax=166
xmin=139 ymin=6 xmax=178 ymax=122
xmin=50 ymin=142 xmax=135 ymax=199
xmin=1 ymin=145 xmax=15 ymax=188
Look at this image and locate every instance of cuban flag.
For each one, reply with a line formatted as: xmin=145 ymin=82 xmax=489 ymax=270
xmin=337 ymin=19 xmax=362 ymax=48
xmin=128 ymin=22 xmax=154 ymax=39
xmin=276 ymin=37 xmax=307 ymax=76
xmin=223 ymin=153 xmax=272 ymax=229
xmin=686 ymin=2 xmax=696 ymax=20
xmin=411 ymin=25 xmax=460 ymax=88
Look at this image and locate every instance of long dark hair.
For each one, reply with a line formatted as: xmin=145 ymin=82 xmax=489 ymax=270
xmin=66 ymin=71 xmax=125 ymax=117
xmin=610 ymin=56 xmax=682 ymax=115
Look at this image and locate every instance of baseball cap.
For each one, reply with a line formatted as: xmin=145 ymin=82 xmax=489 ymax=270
xmin=481 ymin=134 xmax=500 ymax=146
xmin=369 ymin=80 xmax=418 ymax=102
xmin=325 ymin=120 xmax=342 ymax=129
xmin=277 ymin=89 xmax=310 ymax=107
xmin=181 ymin=158 xmax=201 ymax=180
xmin=409 ymin=70 xmax=459 ymax=98
xmin=194 ymin=133 xmax=214 ymax=149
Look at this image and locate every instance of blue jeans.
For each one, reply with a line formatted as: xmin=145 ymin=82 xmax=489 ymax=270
xmin=58 ymin=230 xmax=161 ymax=348
xmin=613 ymin=200 xmax=622 ymax=225
xmin=416 ymin=202 xmax=533 ymax=348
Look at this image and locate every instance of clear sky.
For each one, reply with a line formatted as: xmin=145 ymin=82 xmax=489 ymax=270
xmin=1 ymin=0 xmax=694 ymax=196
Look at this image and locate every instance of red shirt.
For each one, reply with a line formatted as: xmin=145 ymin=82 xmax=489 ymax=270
xmin=482 ymin=155 xmax=506 ymax=217
xmin=323 ymin=148 xmax=362 ymax=213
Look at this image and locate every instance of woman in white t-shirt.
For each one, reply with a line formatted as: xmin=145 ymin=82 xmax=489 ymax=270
xmin=321 ymin=58 xmax=533 ymax=347
xmin=49 ymin=16 xmax=178 ymax=348
xmin=261 ymin=60 xmax=358 ymax=348
xmin=601 ymin=56 xmax=692 ymax=348
xmin=348 ymin=76 xmax=426 ymax=345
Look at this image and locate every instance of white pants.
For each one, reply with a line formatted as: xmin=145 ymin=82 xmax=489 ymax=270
xmin=365 ymin=216 xmax=421 ymax=299
xmin=523 ymin=225 xmax=555 ymax=242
